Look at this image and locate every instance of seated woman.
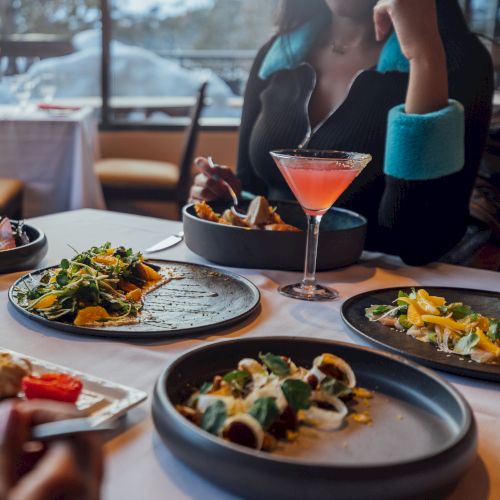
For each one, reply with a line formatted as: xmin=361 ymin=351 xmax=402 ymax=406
xmin=191 ymin=0 xmax=493 ymax=265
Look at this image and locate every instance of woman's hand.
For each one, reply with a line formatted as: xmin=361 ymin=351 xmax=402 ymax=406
xmin=374 ymin=0 xmax=448 ymax=114
xmin=189 ymin=157 xmax=241 ymax=202
xmin=0 ymin=400 xmax=103 ymax=500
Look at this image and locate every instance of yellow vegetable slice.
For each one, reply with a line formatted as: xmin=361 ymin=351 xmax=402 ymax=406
xmin=475 ymin=327 xmax=500 ymax=357
xmin=429 ymin=295 xmax=445 ymax=307
xmin=92 ymin=255 xmax=119 ymax=267
xmin=407 ymin=304 xmax=424 ymax=327
xmin=416 ymin=289 xmax=440 ymax=315
xmin=34 ymin=294 xmax=57 ymax=310
xmin=136 ymin=262 xmax=161 ymax=281
xmin=477 ymin=316 xmax=490 ymax=332
xmin=74 ymin=306 xmax=110 ymax=326
xmin=421 ymin=315 xmax=468 ymax=331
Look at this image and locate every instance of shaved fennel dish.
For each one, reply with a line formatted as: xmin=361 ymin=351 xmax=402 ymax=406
xmin=365 ymin=288 xmax=500 ymax=365
xmin=176 ymin=352 xmax=372 ymax=452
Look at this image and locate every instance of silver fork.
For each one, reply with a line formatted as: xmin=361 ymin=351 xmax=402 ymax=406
xmin=207 ymin=157 xmax=247 ymax=218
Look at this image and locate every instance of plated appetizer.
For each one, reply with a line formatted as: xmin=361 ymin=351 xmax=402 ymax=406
xmin=14 ymin=242 xmax=177 ymax=327
xmin=195 ymin=196 xmax=300 ymax=232
xmin=176 ymin=352 xmax=372 ymax=451
xmin=366 ymin=288 xmax=500 ymax=365
xmin=0 ymin=217 xmax=29 ymax=251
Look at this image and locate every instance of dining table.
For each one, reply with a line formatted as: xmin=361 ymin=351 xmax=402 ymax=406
xmin=0 ymin=208 xmax=498 ymax=500
xmin=0 ymin=106 xmax=105 ymax=217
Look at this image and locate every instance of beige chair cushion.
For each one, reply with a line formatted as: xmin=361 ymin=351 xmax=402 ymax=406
xmin=95 ymin=158 xmax=179 ymax=189
xmin=0 ymin=178 xmax=23 ymax=209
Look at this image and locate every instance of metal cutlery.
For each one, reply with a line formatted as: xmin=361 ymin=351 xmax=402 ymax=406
xmin=145 ymin=231 xmax=184 ymax=253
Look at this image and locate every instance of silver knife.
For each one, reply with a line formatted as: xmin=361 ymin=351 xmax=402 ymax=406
xmin=145 ymin=231 xmax=184 ymax=253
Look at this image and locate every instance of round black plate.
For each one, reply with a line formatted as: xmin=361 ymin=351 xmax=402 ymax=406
xmin=0 ymin=221 xmax=48 ymax=274
xmin=342 ymin=287 xmax=500 ymax=382
xmin=8 ymin=260 xmax=260 ymax=339
xmin=183 ymin=201 xmax=367 ymax=271
xmin=152 ymin=337 xmax=476 ymax=500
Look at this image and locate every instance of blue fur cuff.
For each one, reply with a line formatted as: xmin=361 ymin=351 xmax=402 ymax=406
xmin=384 ymin=100 xmax=465 ymax=180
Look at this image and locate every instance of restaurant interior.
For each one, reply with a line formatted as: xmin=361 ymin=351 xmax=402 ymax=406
xmin=0 ymin=0 xmax=499 ymax=499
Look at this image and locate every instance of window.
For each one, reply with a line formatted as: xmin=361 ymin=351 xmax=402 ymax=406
xmin=108 ymin=0 xmax=276 ymax=126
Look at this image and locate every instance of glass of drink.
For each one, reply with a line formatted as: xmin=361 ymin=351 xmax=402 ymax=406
xmin=37 ymin=73 xmax=57 ymax=103
xmin=270 ymin=149 xmax=372 ymax=301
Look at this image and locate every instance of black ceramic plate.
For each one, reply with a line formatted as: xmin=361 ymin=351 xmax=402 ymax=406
xmin=8 ymin=260 xmax=260 ymax=339
xmin=0 ymin=221 xmax=48 ymax=274
xmin=342 ymin=286 xmax=500 ymax=382
xmin=152 ymin=337 xmax=476 ymax=500
xmin=183 ymin=201 xmax=367 ymax=271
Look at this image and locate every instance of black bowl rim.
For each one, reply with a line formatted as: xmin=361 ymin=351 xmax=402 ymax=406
xmin=0 ymin=220 xmax=46 ymax=255
xmin=183 ymin=203 xmax=368 ymax=233
xmin=154 ymin=336 xmax=474 ymax=471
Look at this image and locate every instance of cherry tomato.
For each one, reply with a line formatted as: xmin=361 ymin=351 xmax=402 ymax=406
xmin=22 ymin=372 xmax=83 ymax=403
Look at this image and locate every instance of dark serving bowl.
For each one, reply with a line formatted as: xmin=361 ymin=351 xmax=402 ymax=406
xmin=183 ymin=201 xmax=367 ymax=270
xmin=0 ymin=221 xmax=48 ymax=274
xmin=153 ymin=337 xmax=477 ymax=500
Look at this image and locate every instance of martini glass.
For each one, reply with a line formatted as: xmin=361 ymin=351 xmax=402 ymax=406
xmin=270 ymin=149 xmax=372 ymax=301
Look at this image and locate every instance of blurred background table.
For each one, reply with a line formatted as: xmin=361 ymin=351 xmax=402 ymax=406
xmin=0 ymin=209 xmax=498 ymax=500
xmin=0 ymin=106 xmax=105 ymax=217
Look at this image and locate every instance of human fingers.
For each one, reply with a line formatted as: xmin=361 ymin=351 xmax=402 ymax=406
xmin=16 ymin=400 xmax=81 ymax=426
xmin=8 ymin=442 xmax=93 ymax=500
xmin=0 ymin=402 xmax=29 ymax=495
xmin=373 ymin=0 xmax=393 ymax=42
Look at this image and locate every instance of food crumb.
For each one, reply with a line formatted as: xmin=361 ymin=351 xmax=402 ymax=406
xmin=286 ymin=430 xmax=299 ymax=442
xmin=352 ymin=411 xmax=373 ymax=425
xmin=353 ymin=387 xmax=373 ymax=399
xmin=396 ymin=414 xmax=404 ymax=421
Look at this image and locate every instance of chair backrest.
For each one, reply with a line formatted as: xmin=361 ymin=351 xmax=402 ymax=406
xmin=176 ymin=80 xmax=208 ymax=216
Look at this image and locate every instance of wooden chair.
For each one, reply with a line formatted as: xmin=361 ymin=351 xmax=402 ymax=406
xmin=0 ymin=178 xmax=23 ymax=219
xmin=95 ymin=81 xmax=208 ymax=219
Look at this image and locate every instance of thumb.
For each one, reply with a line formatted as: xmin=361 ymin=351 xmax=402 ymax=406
xmin=373 ymin=1 xmax=393 ymax=41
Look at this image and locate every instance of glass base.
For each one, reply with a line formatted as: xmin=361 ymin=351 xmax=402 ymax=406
xmin=278 ymin=283 xmax=339 ymax=302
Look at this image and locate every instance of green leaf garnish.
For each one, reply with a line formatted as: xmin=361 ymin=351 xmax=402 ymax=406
xmin=223 ymin=370 xmax=251 ymax=394
xmin=487 ymin=319 xmax=500 ymax=341
xmin=454 ymin=332 xmax=480 ymax=355
xmin=201 ymin=400 xmax=227 ymax=435
xmin=320 ymin=377 xmax=351 ymax=398
xmin=450 ymin=304 xmax=475 ymax=320
xmin=259 ymin=352 xmax=290 ymax=376
xmin=60 ymin=258 xmax=70 ymax=270
xmin=281 ymin=379 xmax=311 ymax=412
xmin=56 ymin=271 xmax=69 ymax=287
xmin=397 ymin=290 xmax=409 ymax=306
xmin=248 ymin=397 xmax=280 ymax=430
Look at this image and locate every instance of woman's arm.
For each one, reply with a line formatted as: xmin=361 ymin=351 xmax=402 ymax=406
xmin=374 ymin=0 xmax=448 ymax=114
xmin=373 ymin=0 xmax=493 ymax=264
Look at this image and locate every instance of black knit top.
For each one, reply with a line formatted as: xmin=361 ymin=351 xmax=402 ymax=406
xmin=236 ymin=1 xmax=493 ymax=265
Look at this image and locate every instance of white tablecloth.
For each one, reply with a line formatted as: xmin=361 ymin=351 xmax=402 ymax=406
xmin=0 ymin=108 xmax=105 ymax=217
xmin=0 ymin=209 xmax=498 ymax=500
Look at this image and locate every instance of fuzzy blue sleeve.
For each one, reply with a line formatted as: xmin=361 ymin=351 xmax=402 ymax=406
xmin=384 ymin=100 xmax=465 ymax=180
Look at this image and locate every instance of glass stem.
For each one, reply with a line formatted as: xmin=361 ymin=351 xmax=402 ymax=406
xmin=302 ymin=214 xmax=322 ymax=291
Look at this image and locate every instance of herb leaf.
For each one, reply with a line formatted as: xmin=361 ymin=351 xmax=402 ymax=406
xmin=281 ymin=379 xmax=311 ymax=412
xmin=454 ymin=332 xmax=480 ymax=355
xmin=259 ymin=352 xmax=290 ymax=376
xmin=60 ymin=258 xmax=70 ymax=270
xmin=248 ymin=397 xmax=280 ymax=430
xmin=223 ymin=370 xmax=251 ymax=394
xmin=397 ymin=290 xmax=410 ymax=306
xmin=320 ymin=377 xmax=351 ymax=398
xmin=201 ymin=400 xmax=227 ymax=435
xmin=450 ymin=304 xmax=475 ymax=320
xmin=56 ymin=271 xmax=69 ymax=287
xmin=487 ymin=319 xmax=500 ymax=341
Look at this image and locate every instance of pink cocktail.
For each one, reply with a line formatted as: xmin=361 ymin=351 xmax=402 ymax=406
xmin=271 ymin=150 xmax=372 ymax=301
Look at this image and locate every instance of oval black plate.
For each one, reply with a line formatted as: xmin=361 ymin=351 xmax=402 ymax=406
xmin=8 ymin=260 xmax=260 ymax=339
xmin=342 ymin=286 xmax=500 ymax=382
xmin=152 ymin=337 xmax=476 ymax=500
xmin=183 ymin=201 xmax=367 ymax=271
